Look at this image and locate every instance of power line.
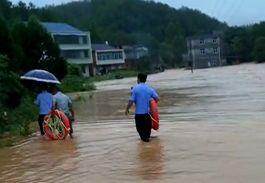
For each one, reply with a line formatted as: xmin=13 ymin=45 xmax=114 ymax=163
xmin=226 ymin=0 xmax=245 ymax=25
xmin=211 ymin=0 xmax=223 ymax=18
xmin=214 ymin=0 xmax=226 ymax=19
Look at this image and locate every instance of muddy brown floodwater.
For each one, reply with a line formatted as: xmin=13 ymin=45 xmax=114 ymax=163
xmin=1 ymin=63 xmax=265 ymax=183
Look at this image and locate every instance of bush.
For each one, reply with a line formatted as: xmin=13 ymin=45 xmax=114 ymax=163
xmin=90 ymin=69 xmax=138 ymax=82
xmin=253 ymin=37 xmax=265 ymax=63
xmin=67 ymin=64 xmax=82 ymax=76
xmin=0 ymin=96 xmax=37 ymax=136
xmin=0 ymin=55 xmax=38 ymax=136
xmin=60 ymin=75 xmax=96 ymax=93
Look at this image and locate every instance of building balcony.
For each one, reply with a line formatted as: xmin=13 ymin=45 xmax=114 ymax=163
xmin=96 ymin=59 xmax=125 ymax=66
xmin=59 ymin=44 xmax=91 ymax=50
xmin=67 ymin=58 xmax=93 ymax=64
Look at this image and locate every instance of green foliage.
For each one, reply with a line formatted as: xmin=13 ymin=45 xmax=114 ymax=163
xmin=90 ymin=69 xmax=138 ymax=82
xmin=0 ymin=55 xmax=37 ymax=136
xmin=0 ymin=96 xmax=37 ymax=136
xmin=60 ymin=75 xmax=96 ymax=93
xmin=224 ymin=22 xmax=265 ymax=63
xmin=0 ymin=55 xmax=23 ymax=108
xmin=0 ymin=0 xmax=12 ymax=20
xmin=253 ymin=37 xmax=265 ymax=63
xmin=224 ymin=27 xmax=253 ymax=62
xmin=11 ymin=16 xmax=67 ymax=80
xmin=0 ymin=17 xmax=15 ymax=60
xmin=67 ymin=64 xmax=82 ymax=76
xmin=136 ymin=57 xmax=153 ymax=72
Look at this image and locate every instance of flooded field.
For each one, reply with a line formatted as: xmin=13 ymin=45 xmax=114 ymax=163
xmin=1 ymin=63 xmax=265 ymax=183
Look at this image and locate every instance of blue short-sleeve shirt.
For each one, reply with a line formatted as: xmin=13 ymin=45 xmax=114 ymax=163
xmin=129 ymin=83 xmax=159 ymax=114
xmin=53 ymin=91 xmax=72 ymax=115
xmin=35 ymin=90 xmax=53 ymax=115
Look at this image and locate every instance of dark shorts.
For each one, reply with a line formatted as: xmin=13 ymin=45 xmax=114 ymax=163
xmin=135 ymin=114 xmax=152 ymax=142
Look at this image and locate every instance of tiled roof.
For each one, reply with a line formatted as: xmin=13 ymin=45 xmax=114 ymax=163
xmin=41 ymin=22 xmax=87 ymax=35
xmin=187 ymin=34 xmax=219 ymax=40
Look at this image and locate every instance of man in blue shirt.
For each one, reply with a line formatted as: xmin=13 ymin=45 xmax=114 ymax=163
xmin=125 ymin=73 xmax=159 ymax=142
xmin=34 ymin=85 xmax=53 ymax=136
xmin=51 ymin=86 xmax=75 ymax=138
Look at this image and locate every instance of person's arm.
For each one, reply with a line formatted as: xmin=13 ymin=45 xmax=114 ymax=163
xmin=34 ymin=95 xmax=40 ymax=106
xmin=125 ymin=88 xmax=135 ymax=115
xmin=125 ymin=100 xmax=133 ymax=115
xmin=69 ymin=103 xmax=75 ymax=120
xmin=68 ymin=98 xmax=75 ymax=121
xmin=151 ymin=88 xmax=159 ymax=102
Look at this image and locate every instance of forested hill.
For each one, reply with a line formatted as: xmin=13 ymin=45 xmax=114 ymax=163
xmin=0 ymin=0 xmax=226 ymax=66
xmin=37 ymin=0 xmax=227 ymax=66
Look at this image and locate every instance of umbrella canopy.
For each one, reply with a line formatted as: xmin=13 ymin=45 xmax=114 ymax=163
xmin=20 ymin=69 xmax=61 ymax=84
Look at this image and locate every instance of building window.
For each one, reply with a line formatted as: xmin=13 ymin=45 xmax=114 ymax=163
xmin=80 ymin=50 xmax=89 ymax=58
xmin=213 ymin=48 xmax=218 ymax=54
xmin=200 ymin=48 xmax=205 ymax=55
xmin=54 ymin=35 xmax=79 ymax=44
xmin=213 ymin=38 xmax=217 ymax=43
xmin=84 ymin=50 xmax=89 ymax=58
xmin=83 ymin=36 xmax=88 ymax=44
xmin=97 ymin=51 xmax=123 ymax=61
xmin=200 ymin=39 xmax=205 ymax=44
xmin=61 ymin=50 xmax=89 ymax=59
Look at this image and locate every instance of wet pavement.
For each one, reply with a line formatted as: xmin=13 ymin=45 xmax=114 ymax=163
xmin=0 ymin=63 xmax=265 ymax=183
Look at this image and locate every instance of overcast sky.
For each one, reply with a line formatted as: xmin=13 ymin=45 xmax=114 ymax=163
xmin=9 ymin=0 xmax=265 ymax=26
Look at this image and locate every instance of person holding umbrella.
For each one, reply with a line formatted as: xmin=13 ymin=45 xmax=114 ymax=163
xmin=34 ymin=84 xmax=53 ymax=136
xmin=21 ymin=69 xmax=61 ymax=136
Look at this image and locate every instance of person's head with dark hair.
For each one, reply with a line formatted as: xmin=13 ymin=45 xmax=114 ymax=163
xmin=37 ymin=83 xmax=48 ymax=93
xmin=137 ymin=73 xmax=147 ymax=83
xmin=50 ymin=84 xmax=59 ymax=95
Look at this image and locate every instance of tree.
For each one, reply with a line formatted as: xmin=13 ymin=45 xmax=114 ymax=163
xmin=0 ymin=17 xmax=15 ymax=59
xmin=224 ymin=27 xmax=253 ymax=62
xmin=253 ymin=37 xmax=265 ymax=63
xmin=0 ymin=55 xmax=23 ymax=108
xmin=12 ymin=16 xmax=67 ymax=79
xmin=0 ymin=0 xmax=12 ymax=20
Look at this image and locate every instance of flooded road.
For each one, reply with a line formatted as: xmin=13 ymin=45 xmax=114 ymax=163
xmin=1 ymin=63 xmax=265 ymax=183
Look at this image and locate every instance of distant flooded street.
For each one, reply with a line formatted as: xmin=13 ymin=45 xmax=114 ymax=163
xmin=1 ymin=63 xmax=265 ymax=183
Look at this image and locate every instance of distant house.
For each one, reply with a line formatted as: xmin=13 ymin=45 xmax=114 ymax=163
xmin=123 ymin=45 xmax=149 ymax=60
xmin=41 ymin=22 xmax=93 ymax=76
xmin=123 ymin=45 xmax=149 ymax=68
xmin=185 ymin=32 xmax=226 ymax=69
xmin=92 ymin=43 xmax=125 ymax=75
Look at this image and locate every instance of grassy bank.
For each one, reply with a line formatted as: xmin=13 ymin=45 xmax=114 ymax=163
xmin=0 ymin=96 xmax=38 ymax=147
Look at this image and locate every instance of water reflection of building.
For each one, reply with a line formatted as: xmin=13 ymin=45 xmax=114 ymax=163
xmin=184 ymin=31 xmax=227 ymax=69
xmin=91 ymin=43 xmax=125 ymax=75
xmin=41 ymin=22 xmax=93 ymax=76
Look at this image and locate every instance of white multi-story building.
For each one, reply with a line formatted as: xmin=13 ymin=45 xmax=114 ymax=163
xmin=92 ymin=44 xmax=125 ymax=75
xmin=42 ymin=22 xmax=93 ymax=76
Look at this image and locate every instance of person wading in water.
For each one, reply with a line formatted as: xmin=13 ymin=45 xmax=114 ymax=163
xmin=125 ymin=73 xmax=159 ymax=142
